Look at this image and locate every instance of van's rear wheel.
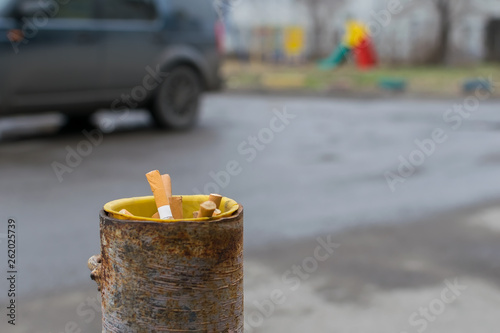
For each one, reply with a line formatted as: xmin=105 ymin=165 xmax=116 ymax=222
xmin=151 ymin=66 xmax=202 ymax=130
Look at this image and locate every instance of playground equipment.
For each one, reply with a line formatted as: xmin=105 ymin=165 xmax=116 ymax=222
xmin=249 ymin=25 xmax=306 ymax=64
xmin=319 ymin=20 xmax=377 ymax=70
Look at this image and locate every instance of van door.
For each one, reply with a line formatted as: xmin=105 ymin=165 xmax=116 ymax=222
xmin=0 ymin=0 xmax=18 ymax=113
xmin=98 ymin=0 xmax=163 ymax=104
xmin=8 ymin=0 xmax=105 ymax=111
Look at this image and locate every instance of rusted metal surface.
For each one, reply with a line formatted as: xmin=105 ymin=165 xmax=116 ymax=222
xmin=88 ymin=254 xmax=103 ymax=291
xmin=89 ymin=206 xmax=244 ymax=333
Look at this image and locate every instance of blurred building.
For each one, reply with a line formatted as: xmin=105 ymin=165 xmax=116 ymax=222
xmin=223 ymin=0 xmax=500 ymax=65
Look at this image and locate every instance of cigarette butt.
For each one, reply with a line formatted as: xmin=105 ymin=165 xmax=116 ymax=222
xmin=161 ymin=174 xmax=172 ymax=198
xmin=208 ymin=193 xmax=223 ymax=209
xmin=146 ymin=170 xmax=170 ymax=206
xmin=151 ymin=212 xmax=160 ymax=219
xmin=119 ymin=209 xmax=134 ymax=216
xmin=146 ymin=170 xmax=172 ymax=219
xmin=169 ymin=195 xmax=183 ymax=219
xmin=194 ymin=209 xmax=220 ymax=218
xmin=198 ymin=201 xmax=217 ymax=218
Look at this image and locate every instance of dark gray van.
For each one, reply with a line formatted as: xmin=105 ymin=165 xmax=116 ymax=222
xmin=0 ymin=0 xmax=224 ymax=129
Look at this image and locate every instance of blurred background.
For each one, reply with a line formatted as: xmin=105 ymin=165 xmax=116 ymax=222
xmin=2 ymin=0 xmax=500 ymax=332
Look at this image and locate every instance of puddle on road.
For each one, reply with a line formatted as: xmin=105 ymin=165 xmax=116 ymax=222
xmin=0 ymin=113 xmax=63 ymax=140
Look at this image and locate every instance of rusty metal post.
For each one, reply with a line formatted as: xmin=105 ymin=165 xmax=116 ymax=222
xmin=89 ymin=206 xmax=244 ymax=332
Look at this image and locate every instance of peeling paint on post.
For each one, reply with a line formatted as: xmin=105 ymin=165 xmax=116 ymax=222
xmin=89 ymin=206 xmax=244 ymax=332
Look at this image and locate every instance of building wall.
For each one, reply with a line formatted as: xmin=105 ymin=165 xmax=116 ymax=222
xmin=366 ymin=1 xmax=440 ymax=65
xmin=449 ymin=0 xmax=500 ymax=63
xmin=224 ymin=0 xmax=500 ymax=64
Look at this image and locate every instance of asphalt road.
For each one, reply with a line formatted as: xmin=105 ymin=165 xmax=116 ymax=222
xmin=1 ymin=93 xmax=500 ymax=332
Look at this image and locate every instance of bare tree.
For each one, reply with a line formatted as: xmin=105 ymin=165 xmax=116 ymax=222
xmin=299 ymin=0 xmax=345 ymax=59
xmin=299 ymin=0 xmax=323 ymax=58
xmin=396 ymin=0 xmax=468 ymax=65
xmin=393 ymin=0 xmax=453 ymax=64
xmin=427 ymin=0 xmax=475 ymax=64
xmin=428 ymin=0 xmax=451 ymax=64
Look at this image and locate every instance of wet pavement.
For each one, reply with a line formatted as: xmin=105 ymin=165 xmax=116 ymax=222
xmin=1 ymin=93 xmax=500 ymax=332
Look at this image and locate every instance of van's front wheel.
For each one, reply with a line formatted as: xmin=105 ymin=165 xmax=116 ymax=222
xmin=151 ymin=66 xmax=202 ymax=130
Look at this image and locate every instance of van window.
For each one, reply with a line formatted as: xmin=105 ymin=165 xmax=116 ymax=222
xmin=101 ymin=0 xmax=157 ymax=20
xmin=0 ymin=0 xmax=12 ymax=17
xmin=168 ymin=0 xmax=217 ymax=30
xmin=54 ymin=0 xmax=95 ymax=19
